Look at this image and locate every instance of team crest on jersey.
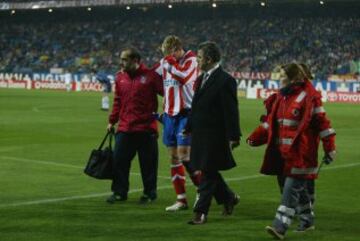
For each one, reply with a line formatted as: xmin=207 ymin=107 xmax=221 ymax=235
xmin=140 ymin=76 xmax=147 ymax=84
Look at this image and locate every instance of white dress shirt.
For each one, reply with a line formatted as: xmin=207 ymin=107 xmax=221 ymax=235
xmin=201 ymin=63 xmax=220 ymax=88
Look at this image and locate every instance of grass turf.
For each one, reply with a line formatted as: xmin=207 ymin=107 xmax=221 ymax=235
xmin=0 ymin=88 xmax=359 ymax=241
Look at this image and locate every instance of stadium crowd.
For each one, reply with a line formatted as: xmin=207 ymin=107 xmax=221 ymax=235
xmin=1 ymin=5 xmax=359 ymax=79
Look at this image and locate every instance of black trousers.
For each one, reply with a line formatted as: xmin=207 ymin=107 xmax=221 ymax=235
xmin=111 ymin=132 xmax=158 ymax=199
xmin=194 ymin=171 xmax=235 ymax=215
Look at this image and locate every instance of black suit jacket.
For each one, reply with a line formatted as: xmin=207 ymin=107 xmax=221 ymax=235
xmin=188 ymin=66 xmax=241 ymax=171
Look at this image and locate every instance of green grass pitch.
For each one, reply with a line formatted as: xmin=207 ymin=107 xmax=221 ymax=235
xmin=0 ymin=88 xmax=359 ymax=241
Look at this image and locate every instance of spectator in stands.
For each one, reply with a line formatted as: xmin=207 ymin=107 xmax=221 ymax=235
xmin=1 ymin=6 xmax=359 ymax=77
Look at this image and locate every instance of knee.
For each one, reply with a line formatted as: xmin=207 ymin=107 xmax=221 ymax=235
xmin=170 ymin=154 xmax=180 ymax=164
xmin=177 ymin=149 xmax=190 ymax=161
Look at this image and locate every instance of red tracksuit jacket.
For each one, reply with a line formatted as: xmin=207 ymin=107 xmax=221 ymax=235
xmin=248 ymin=80 xmax=336 ymax=179
xmin=109 ymin=64 xmax=163 ymax=133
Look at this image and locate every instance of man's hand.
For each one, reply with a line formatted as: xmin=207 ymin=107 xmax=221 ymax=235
xmin=229 ymin=140 xmax=240 ymax=150
xmin=180 ymin=129 xmax=191 ymax=137
xmin=164 ymin=55 xmax=177 ymax=65
xmin=323 ymin=150 xmax=336 ymax=165
xmin=152 ymin=112 xmax=164 ymax=124
xmin=107 ymin=123 xmax=114 ymax=132
xmin=246 ymin=138 xmax=255 ymax=146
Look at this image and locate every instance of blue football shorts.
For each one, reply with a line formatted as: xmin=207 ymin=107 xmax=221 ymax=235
xmin=162 ymin=113 xmax=191 ymax=147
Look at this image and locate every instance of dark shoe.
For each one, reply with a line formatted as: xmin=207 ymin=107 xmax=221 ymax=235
xmin=265 ymin=226 xmax=285 ymax=240
xmin=188 ymin=212 xmax=207 ymax=225
xmin=222 ymin=194 xmax=240 ymax=216
xmin=294 ymin=222 xmax=315 ymax=232
xmin=106 ymin=194 xmax=127 ymax=204
xmin=139 ymin=195 xmax=156 ymax=204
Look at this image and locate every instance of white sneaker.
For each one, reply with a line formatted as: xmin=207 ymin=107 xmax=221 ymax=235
xmin=165 ymin=201 xmax=188 ymax=212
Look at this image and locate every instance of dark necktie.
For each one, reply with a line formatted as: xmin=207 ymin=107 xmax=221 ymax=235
xmin=201 ymin=73 xmax=209 ymax=88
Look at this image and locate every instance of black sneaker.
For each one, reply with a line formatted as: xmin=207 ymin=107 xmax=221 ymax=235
xmin=106 ymin=194 xmax=127 ymax=204
xmin=222 ymin=194 xmax=240 ymax=216
xmin=188 ymin=212 xmax=207 ymax=225
xmin=139 ymin=195 xmax=156 ymax=204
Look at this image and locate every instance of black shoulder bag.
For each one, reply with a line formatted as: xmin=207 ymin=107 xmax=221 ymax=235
xmin=84 ymin=130 xmax=114 ymax=179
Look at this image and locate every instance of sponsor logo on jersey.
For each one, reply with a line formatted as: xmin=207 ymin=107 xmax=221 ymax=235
xmin=164 ymin=78 xmax=179 ymax=87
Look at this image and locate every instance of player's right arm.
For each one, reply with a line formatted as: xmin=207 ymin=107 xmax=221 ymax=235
xmin=163 ymin=56 xmax=197 ymax=85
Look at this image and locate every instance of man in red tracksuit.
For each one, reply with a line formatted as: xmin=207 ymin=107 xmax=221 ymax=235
xmin=106 ymin=47 xmax=163 ymax=204
xmin=247 ymin=63 xmax=336 ymax=239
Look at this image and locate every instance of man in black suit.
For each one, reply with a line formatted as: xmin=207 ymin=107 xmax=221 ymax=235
xmin=185 ymin=41 xmax=241 ymax=224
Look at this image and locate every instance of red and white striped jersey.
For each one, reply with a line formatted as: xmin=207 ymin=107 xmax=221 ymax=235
xmin=155 ymin=50 xmax=198 ymax=116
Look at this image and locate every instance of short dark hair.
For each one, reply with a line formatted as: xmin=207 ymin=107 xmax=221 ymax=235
xmin=198 ymin=41 xmax=221 ymax=63
xmin=122 ymin=46 xmax=141 ymax=62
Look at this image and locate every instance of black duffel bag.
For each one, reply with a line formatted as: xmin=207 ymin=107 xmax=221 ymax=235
xmin=84 ymin=130 xmax=114 ymax=179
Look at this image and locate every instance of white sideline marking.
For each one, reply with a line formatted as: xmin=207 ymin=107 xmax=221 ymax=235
xmin=0 ymin=185 xmax=172 ymax=208
xmin=226 ymin=174 xmax=263 ymax=181
xmin=0 ymin=156 xmax=85 ymax=169
xmin=325 ymin=162 xmax=360 ymax=170
xmin=0 ymin=156 xmax=359 ymax=208
xmin=0 ymin=146 xmax=22 ymax=152
xmin=0 ymin=156 xmax=170 ymax=180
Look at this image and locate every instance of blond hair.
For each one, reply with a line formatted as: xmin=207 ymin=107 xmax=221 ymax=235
xmin=161 ymin=35 xmax=182 ymax=55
